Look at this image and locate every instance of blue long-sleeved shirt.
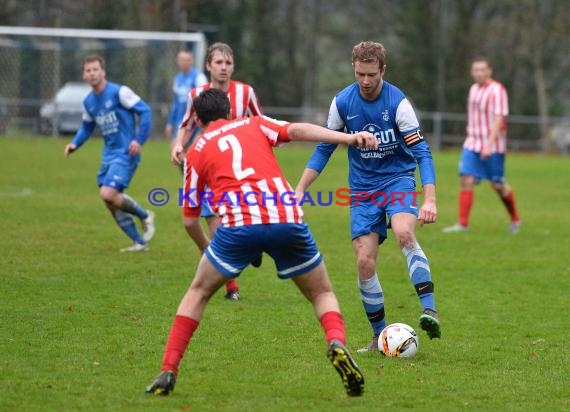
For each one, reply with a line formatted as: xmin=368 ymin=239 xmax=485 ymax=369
xmin=71 ymin=81 xmax=152 ymax=164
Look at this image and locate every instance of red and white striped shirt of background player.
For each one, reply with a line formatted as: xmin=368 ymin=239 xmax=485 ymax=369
xmin=182 ymin=116 xmax=304 ymax=228
xmin=463 ymin=79 xmax=509 ymax=154
xmin=179 ymin=80 xmax=263 ymax=132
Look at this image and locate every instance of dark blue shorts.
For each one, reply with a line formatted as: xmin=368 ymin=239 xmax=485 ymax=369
xmin=459 ymin=148 xmax=505 ymax=184
xmin=350 ymin=177 xmax=420 ymax=243
xmin=97 ymin=160 xmax=138 ymax=192
xmin=204 ymin=223 xmax=322 ymax=279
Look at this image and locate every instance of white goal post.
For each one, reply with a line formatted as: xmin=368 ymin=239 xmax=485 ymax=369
xmin=0 ymin=26 xmax=207 ymax=68
xmin=0 ymin=26 xmax=208 ymax=135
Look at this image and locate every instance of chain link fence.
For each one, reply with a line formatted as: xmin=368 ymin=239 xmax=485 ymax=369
xmin=0 ymin=27 xmax=206 ymax=137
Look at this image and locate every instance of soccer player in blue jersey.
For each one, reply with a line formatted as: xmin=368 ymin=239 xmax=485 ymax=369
xmin=64 ymin=54 xmax=155 ymax=252
xmin=295 ymin=41 xmax=441 ymax=351
xmin=164 ymin=50 xmax=207 ymax=140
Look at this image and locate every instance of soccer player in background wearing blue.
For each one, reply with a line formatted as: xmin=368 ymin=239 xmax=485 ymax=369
xmin=164 ymin=50 xmax=207 ymax=142
xmin=295 ymin=41 xmax=441 ymax=351
xmin=64 ymin=54 xmax=155 ymax=252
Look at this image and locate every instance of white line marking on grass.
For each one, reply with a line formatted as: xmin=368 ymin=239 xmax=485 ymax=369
xmin=0 ymin=187 xmax=34 ymax=197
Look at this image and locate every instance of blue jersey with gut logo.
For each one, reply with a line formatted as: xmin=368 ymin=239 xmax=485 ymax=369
xmin=307 ymin=80 xmax=435 ymax=191
xmin=71 ymin=81 xmax=152 ymax=164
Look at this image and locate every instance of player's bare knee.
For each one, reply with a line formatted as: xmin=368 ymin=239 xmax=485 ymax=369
xmin=492 ymin=182 xmax=510 ymax=196
xmin=460 ymin=175 xmax=475 ymax=191
xmin=395 ymin=230 xmax=416 ymax=250
xmin=182 ymin=217 xmax=193 ymax=230
xmin=99 ymin=187 xmax=119 ymax=204
xmin=356 ymin=253 xmax=376 ymax=277
xmin=189 ymin=282 xmax=217 ymax=301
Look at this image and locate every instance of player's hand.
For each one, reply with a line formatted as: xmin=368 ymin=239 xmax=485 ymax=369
xmin=294 ymin=189 xmax=305 ymax=205
xmin=171 ymin=143 xmax=184 ymax=165
xmin=481 ymin=143 xmax=492 ymax=160
xmin=64 ymin=144 xmax=77 ymax=158
xmin=351 ymin=131 xmax=378 ymax=149
xmin=418 ymin=199 xmax=437 ymax=226
xmin=128 ymin=140 xmax=142 ymax=156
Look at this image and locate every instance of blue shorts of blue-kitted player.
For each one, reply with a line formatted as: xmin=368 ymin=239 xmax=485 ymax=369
xmin=350 ymin=176 xmax=420 ymax=244
xmin=459 ymin=148 xmax=505 ymax=184
xmin=97 ymin=159 xmax=138 ymax=192
xmin=204 ymin=223 xmax=323 ymax=279
xmin=200 ymin=202 xmax=216 ymax=218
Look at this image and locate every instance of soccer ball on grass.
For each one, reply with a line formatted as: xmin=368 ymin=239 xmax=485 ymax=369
xmin=378 ymin=323 xmax=419 ymax=358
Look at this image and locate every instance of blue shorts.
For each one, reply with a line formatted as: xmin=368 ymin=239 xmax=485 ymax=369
xmin=97 ymin=160 xmax=138 ymax=192
xmin=459 ymin=148 xmax=505 ymax=184
xmin=350 ymin=177 xmax=420 ymax=243
xmin=204 ymin=223 xmax=323 ymax=279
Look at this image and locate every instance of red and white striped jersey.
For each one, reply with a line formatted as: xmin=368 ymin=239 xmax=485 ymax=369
xmin=182 ymin=116 xmax=304 ymax=227
xmin=464 ymin=80 xmax=509 ymax=153
xmin=179 ymin=80 xmax=263 ymax=131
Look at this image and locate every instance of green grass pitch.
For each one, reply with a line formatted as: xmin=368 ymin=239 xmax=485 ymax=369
xmin=1 ymin=135 xmax=568 ymax=411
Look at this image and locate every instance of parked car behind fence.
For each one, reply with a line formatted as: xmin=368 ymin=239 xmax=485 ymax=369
xmin=38 ymin=82 xmax=91 ymax=135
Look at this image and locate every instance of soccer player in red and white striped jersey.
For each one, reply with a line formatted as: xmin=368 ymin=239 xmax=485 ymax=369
xmin=464 ymin=74 xmax=508 ymax=154
xmin=443 ymin=57 xmax=520 ymax=234
xmin=145 ymin=88 xmax=377 ymax=397
xmin=180 ymin=80 xmax=262 ymax=133
xmin=181 ymin=116 xmax=305 ymax=227
xmin=171 ymin=42 xmax=262 ymax=164
xmin=171 ymin=42 xmax=264 ymax=300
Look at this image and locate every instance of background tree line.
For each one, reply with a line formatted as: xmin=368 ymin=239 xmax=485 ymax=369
xmin=1 ymin=0 xmax=568 ymax=144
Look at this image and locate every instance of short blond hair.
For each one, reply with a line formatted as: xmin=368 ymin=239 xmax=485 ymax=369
xmin=352 ymin=41 xmax=386 ymax=68
xmin=206 ymin=42 xmax=233 ymax=64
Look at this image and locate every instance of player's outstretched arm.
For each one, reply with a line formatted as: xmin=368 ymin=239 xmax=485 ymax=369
xmin=287 ymin=123 xmax=376 ymax=148
xmin=64 ymin=120 xmax=96 ymax=158
xmin=288 ymin=123 xmax=376 ymax=200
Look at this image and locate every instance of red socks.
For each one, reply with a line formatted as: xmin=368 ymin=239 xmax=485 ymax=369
xmin=161 ymin=315 xmax=200 ymax=375
xmin=320 ymin=311 xmax=346 ymax=345
xmin=500 ymin=191 xmax=520 ymax=222
xmin=458 ymin=190 xmax=474 ymax=227
xmin=459 ymin=189 xmax=520 ymax=225
xmin=225 ymin=279 xmax=239 ymax=292
xmin=161 ymin=312 xmax=345 ymax=375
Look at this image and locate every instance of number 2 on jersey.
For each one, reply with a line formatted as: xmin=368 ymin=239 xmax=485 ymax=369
xmin=218 ymin=134 xmax=255 ymax=180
